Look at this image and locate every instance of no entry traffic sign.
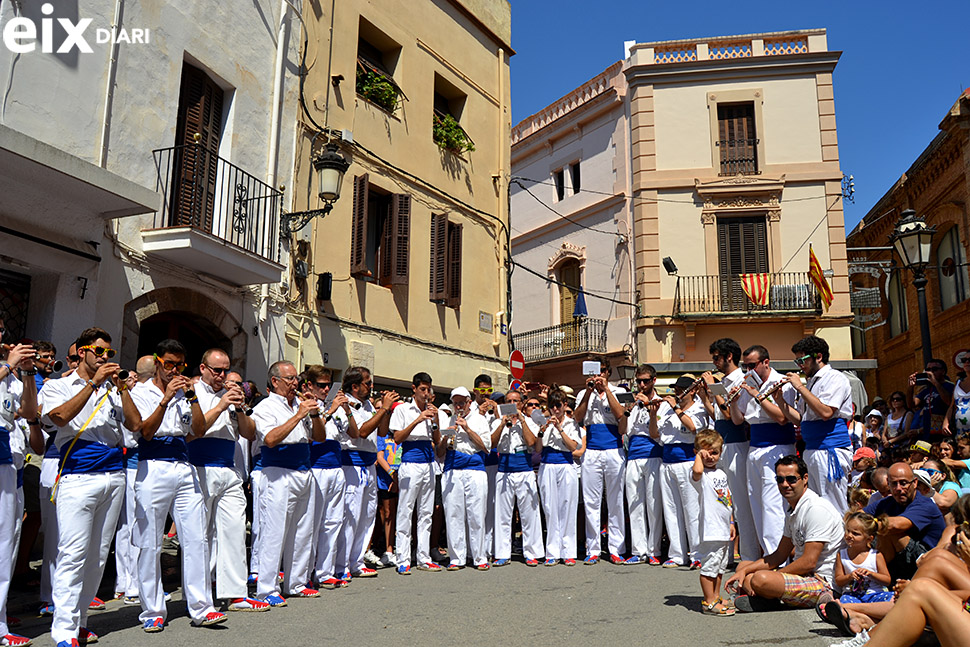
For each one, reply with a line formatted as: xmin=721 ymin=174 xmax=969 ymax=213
xmin=509 ymin=350 xmax=525 ymax=380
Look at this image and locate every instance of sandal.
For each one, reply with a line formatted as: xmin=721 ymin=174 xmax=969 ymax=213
xmin=825 ymin=601 xmax=854 ymax=637
xmin=702 ymin=600 xmax=736 ymax=616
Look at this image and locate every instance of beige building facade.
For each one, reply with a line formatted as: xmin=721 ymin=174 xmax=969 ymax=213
xmin=286 ymin=0 xmax=512 ymax=391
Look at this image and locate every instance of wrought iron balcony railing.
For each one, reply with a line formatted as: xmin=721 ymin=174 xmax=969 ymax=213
xmin=716 ymin=137 xmax=759 ymax=175
xmin=674 ymin=272 xmax=820 ymax=315
xmin=512 ymin=318 xmax=607 ymax=363
xmin=152 ymin=144 xmax=282 ymax=263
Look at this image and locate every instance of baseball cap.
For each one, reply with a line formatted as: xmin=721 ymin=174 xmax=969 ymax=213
xmin=865 ymin=409 xmax=883 ymax=419
xmin=674 ymin=375 xmax=696 ymax=391
xmin=450 ymin=386 xmax=471 ymax=401
xmin=853 ymin=447 xmax=876 ymax=462
xmin=913 ymin=469 xmax=933 ymax=488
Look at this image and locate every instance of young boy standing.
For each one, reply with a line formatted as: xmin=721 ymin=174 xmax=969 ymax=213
xmin=691 ymin=429 xmax=735 ymax=616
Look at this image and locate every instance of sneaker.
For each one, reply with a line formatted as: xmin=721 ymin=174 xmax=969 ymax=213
xmin=55 ymin=640 xmax=78 ymax=647
xmin=38 ymin=602 xmax=54 ymax=616
xmin=609 ymin=554 xmax=624 ymax=565
xmin=113 ymin=592 xmax=124 ymax=600
xmin=416 ymin=562 xmax=442 ymax=572
xmin=623 ymin=555 xmax=644 ymax=565
xmin=143 ymin=618 xmax=165 ymax=633
xmin=363 ymin=550 xmax=381 ymax=566
xmin=78 ymin=627 xmax=98 ymax=644
xmin=88 ymin=598 xmax=105 ymax=611
xmin=319 ymin=578 xmax=346 ymax=589
xmin=525 ymin=558 xmax=539 ymax=567
xmin=339 ymin=570 xmax=352 ymax=582
xmin=123 ymin=596 xmax=140 ymax=606
xmin=829 ymin=630 xmax=870 ymax=647
xmin=2 ymin=636 xmax=32 ymax=647
xmin=228 ymin=597 xmax=270 ymax=612
xmin=246 ymin=574 xmax=258 ymax=587
xmin=290 ymin=587 xmax=320 ymax=598
xmin=475 ymin=563 xmax=490 ymax=571
xmin=662 ymin=559 xmax=680 ymax=568
xmin=492 ymin=558 xmax=509 ymax=567
xmin=600 ymin=526 xmax=608 ymax=537
xmin=647 ymin=556 xmax=661 ymax=565
xmin=446 ymin=562 xmax=462 ymax=571
xmin=690 ymin=560 xmax=702 ymax=570
xmin=352 ymin=567 xmax=377 ymax=578
xmin=583 ymin=554 xmax=599 ymax=565
xmin=191 ymin=611 xmax=227 ymax=627
xmin=396 ymin=565 xmax=411 ymax=575
xmin=260 ymin=594 xmax=287 ymax=607
xmin=380 ymin=552 xmax=397 ymax=568
xmin=543 ymin=559 xmax=558 ymax=567
xmin=563 ymin=558 xmax=576 ymax=566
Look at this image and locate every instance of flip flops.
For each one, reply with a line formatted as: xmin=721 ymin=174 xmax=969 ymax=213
xmin=825 ymin=601 xmax=855 ymax=637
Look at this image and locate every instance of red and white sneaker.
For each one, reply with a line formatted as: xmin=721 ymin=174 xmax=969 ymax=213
xmin=190 ymin=611 xmax=227 ymax=627
xmin=78 ymin=627 xmax=99 ymax=644
xmin=319 ymin=578 xmax=346 ymax=589
xmin=88 ymin=598 xmax=105 ymax=611
xmin=228 ymin=597 xmax=270 ymax=612
xmin=1 ymin=635 xmax=32 ymax=647
xmin=416 ymin=562 xmax=442 ymax=572
xmin=290 ymin=587 xmax=320 ymax=598
xmin=352 ymin=567 xmax=377 ymax=578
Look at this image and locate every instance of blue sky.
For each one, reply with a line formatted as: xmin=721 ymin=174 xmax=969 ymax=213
xmin=509 ymin=0 xmax=969 ymax=233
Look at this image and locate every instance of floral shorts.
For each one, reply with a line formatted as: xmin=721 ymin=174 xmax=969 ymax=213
xmin=779 ymin=573 xmax=831 ymax=608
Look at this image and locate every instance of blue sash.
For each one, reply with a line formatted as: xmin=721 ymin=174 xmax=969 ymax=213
xmin=498 ymin=452 xmax=532 ymax=473
xmin=802 ymin=418 xmax=851 ymax=482
xmin=341 ymin=450 xmax=378 ymax=467
xmin=187 ymin=437 xmax=236 ymax=468
xmin=401 ymin=440 xmax=434 ymax=464
xmin=252 ymin=449 xmax=262 ymax=471
xmin=444 ymin=450 xmax=486 ymax=471
xmin=714 ymin=419 xmax=748 ymax=445
xmin=44 ymin=433 xmax=61 ymax=459
xmin=662 ymin=442 xmax=695 ymax=463
xmin=59 ymin=439 xmax=124 ymax=475
xmin=310 ymin=440 xmax=342 ymax=469
xmin=484 ymin=448 xmax=499 ymax=467
xmin=749 ymin=422 xmax=797 ymax=448
xmin=0 ymin=428 xmax=11 ymax=465
xmin=138 ymin=436 xmax=188 ymax=462
xmin=124 ymin=446 xmax=139 ymax=470
xmin=587 ymin=423 xmax=623 ymax=451
xmin=628 ymin=434 xmax=663 ymax=460
xmin=540 ymin=448 xmax=573 ymax=465
xmin=261 ymin=443 xmax=311 ymax=471
xmin=16 ymin=467 xmax=23 ymax=488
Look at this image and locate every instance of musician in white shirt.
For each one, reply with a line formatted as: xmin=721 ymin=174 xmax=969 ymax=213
xmin=538 ymin=388 xmax=583 ymax=565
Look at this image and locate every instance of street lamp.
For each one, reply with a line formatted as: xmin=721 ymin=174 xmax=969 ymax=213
xmin=281 ymin=140 xmax=351 ymax=236
xmin=889 ymin=208 xmax=936 ymax=367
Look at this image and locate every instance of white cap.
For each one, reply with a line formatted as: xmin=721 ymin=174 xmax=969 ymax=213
xmin=913 ymin=469 xmax=932 ymax=488
xmin=866 ymin=409 xmax=883 ymax=419
xmin=450 ymin=386 xmax=471 ymax=401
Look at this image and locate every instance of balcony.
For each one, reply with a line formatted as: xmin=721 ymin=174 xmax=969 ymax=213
xmin=142 ymin=144 xmax=284 ymax=286
xmin=717 ymin=137 xmax=759 ymax=175
xmin=674 ymin=272 xmax=820 ymax=317
xmin=512 ymin=318 xmax=607 ymax=363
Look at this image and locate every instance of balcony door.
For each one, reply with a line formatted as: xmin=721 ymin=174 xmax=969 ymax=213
xmin=558 ymin=260 xmax=582 ymax=353
xmin=171 ymin=63 xmax=224 ymax=232
xmin=717 ymin=216 xmax=768 ymax=310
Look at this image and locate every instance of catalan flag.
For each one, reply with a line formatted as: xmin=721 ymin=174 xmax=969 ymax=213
xmin=809 ymin=244 xmax=834 ymax=312
xmin=740 ymin=273 xmax=771 ymax=307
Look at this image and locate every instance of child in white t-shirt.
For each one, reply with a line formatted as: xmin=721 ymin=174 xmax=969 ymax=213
xmin=691 ymin=429 xmax=735 ymax=617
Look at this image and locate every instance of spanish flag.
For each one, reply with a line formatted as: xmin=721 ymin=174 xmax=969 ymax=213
xmin=809 ymin=244 xmax=834 ymax=312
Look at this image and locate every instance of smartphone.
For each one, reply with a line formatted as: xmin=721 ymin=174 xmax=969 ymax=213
xmin=498 ymin=403 xmax=518 ymax=417
xmin=525 ymin=381 xmax=542 ymax=390
xmin=915 ymin=372 xmax=931 ymax=387
xmin=615 ymin=392 xmax=635 ymax=404
xmin=582 ymin=361 xmax=601 ymax=376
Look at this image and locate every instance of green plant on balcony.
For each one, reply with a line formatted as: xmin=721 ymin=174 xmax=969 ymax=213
xmin=433 ymin=113 xmax=474 ymax=154
xmin=356 ymin=67 xmax=399 ymax=113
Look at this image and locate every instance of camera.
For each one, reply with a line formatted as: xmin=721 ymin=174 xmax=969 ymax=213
xmin=915 ymin=372 xmax=931 ymax=387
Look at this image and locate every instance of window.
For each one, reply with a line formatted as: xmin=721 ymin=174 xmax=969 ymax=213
xmin=553 ymin=168 xmax=565 ymax=202
xmin=350 ymin=174 xmax=410 ymax=286
xmin=559 ymin=259 xmax=581 ymax=323
xmin=172 ymin=62 xmax=225 ymax=231
xmin=432 ymin=74 xmax=473 ymax=153
xmin=888 ymin=269 xmax=909 ymax=337
xmin=717 ymin=216 xmax=768 ymax=310
xmin=570 ymin=161 xmax=581 ymax=194
xmin=937 ymin=227 xmax=969 ymax=310
xmin=0 ymin=268 xmax=30 ymax=344
xmin=716 ymin=103 xmax=758 ymax=175
xmin=356 ymin=19 xmax=403 ymax=113
xmin=429 ymin=214 xmax=463 ymax=307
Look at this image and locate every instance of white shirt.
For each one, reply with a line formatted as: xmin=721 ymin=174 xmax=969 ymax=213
xmin=655 ymin=400 xmax=694 ymax=446
xmin=694 ymin=467 xmax=733 ymax=542
xmin=800 ymin=364 xmax=853 ymax=421
xmin=575 ymin=384 xmax=626 ymax=427
xmin=40 ymin=373 xmax=127 ymax=449
xmin=715 ymin=368 xmax=745 ymax=422
xmin=683 ymin=396 xmax=711 ymax=432
xmin=389 ymin=400 xmax=436 ymax=442
xmin=196 ymin=379 xmax=239 ymax=442
xmin=738 ymin=368 xmax=797 ymax=425
xmin=130 ymin=380 xmax=193 ymax=438
xmin=251 ymin=392 xmax=310 ymax=445
xmin=347 ymin=395 xmax=379 ymax=453
xmin=783 ymin=488 xmax=844 ymax=586
xmin=491 ymin=415 xmax=538 ymax=454
xmin=440 ymin=407 xmax=490 ymax=455
xmin=0 ymin=372 xmax=23 ymax=430
xmin=541 ymin=417 xmax=583 ymax=452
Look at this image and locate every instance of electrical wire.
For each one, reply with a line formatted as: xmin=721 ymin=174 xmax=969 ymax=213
xmin=511 ymin=179 xmax=620 ymax=236
xmin=510 ymin=259 xmax=639 ymax=311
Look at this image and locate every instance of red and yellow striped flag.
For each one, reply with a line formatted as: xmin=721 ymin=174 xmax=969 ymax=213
xmin=740 ymin=273 xmax=771 ymax=306
xmin=809 ymin=244 xmax=834 ymax=312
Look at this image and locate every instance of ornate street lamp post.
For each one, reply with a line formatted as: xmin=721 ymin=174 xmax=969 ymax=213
xmin=889 ymin=209 xmax=936 ymax=367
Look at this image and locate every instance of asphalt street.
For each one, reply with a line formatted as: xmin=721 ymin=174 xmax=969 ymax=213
xmin=12 ymin=559 xmax=846 ymax=647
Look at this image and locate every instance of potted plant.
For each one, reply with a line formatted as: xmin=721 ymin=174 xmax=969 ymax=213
xmin=432 ymin=113 xmax=474 ymax=154
xmin=356 ymin=66 xmax=399 ymax=113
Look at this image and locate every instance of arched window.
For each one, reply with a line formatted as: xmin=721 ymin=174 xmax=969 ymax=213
xmin=558 ymin=259 xmax=581 ymax=324
xmin=888 ymin=269 xmax=908 ymax=338
xmin=937 ymin=227 xmax=968 ymax=311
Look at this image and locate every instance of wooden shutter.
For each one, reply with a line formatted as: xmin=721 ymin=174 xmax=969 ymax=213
xmin=429 ymin=213 xmax=447 ymax=301
xmin=559 ymin=261 xmax=579 ymax=322
xmin=388 ymin=194 xmax=410 ymax=285
xmin=717 ymin=103 xmax=756 ymax=175
xmin=445 ymin=221 xmax=462 ymax=307
xmin=173 ymin=64 xmax=223 ymax=231
xmin=717 ymin=216 xmax=768 ymax=310
xmin=350 ymin=174 xmax=369 ymax=275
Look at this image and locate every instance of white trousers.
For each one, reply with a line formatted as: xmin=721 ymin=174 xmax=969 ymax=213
xmin=311 ymin=467 xmax=345 ymax=581
xmin=495 ymin=470 xmax=543 ymax=560
xmin=255 ymin=466 xmax=315 ymax=598
xmin=721 ymin=442 xmax=760 ymax=561
xmin=337 ymin=464 xmax=377 ymax=575
xmin=50 ymin=471 xmax=125 ymax=643
xmin=660 ymin=460 xmax=700 ymax=564
xmin=581 ymin=448 xmax=626 ymax=556
xmin=625 ymin=457 xmax=663 ymax=558
xmin=0 ymin=464 xmax=22 ymax=637
xmin=39 ymin=456 xmax=58 ymax=604
xmin=133 ymin=460 xmax=215 ymax=623
xmin=442 ymin=468 xmax=487 ymax=566
xmin=395 ymin=461 xmax=435 ymax=568
xmin=538 ymin=463 xmax=579 ymax=560
xmin=113 ymin=467 xmax=138 ymax=597
xmin=804 ymin=447 xmax=851 ymax=516
xmin=484 ymin=464 xmax=498 ymax=559
xmin=249 ymin=469 xmax=265 ymax=576
xmin=746 ymin=444 xmax=796 ymax=555
xmin=197 ymin=464 xmax=248 ymax=600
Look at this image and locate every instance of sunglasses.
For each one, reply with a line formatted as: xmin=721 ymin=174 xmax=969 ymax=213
xmin=153 ymin=354 xmax=186 ymax=371
xmin=794 ymin=354 xmax=813 ymax=365
xmin=204 ymin=364 xmax=229 ymax=375
xmin=636 ymin=377 xmax=654 ymax=384
xmin=923 ymin=468 xmax=942 ymax=477
xmin=81 ymin=345 xmax=117 ymax=359
xmin=474 ymin=387 xmax=493 ymax=394
xmin=67 ymin=354 xmax=80 ymax=363
xmin=775 ymin=475 xmax=801 ymax=485
xmin=742 ymin=361 xmax=760 ymax=370
xmin=315 ymin=381 xmax=333 ymax=389
xmin=525 ymin=402 xmax=540 ymax=408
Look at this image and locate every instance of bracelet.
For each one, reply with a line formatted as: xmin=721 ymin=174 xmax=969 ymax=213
xmin=21 ymin=368 xmax=37 ymax=376
xmin=325 ymin=413 xmax=334 ymax=423
xmin=26 ymin=418 xmax=39 ymax=426
xmin=86 ymin=379 xmax=97 ymax=391
xmin=186 ymin=396 xmax=199 ymax=405
xmin=309 ymin=411 xmax=321 ymax=418
xmin=0 ymin=362 xmax=11 ymax=373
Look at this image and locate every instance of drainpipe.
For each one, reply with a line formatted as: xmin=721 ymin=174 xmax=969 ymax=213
xmin=98 ymin=0 xmax=123 ymax=167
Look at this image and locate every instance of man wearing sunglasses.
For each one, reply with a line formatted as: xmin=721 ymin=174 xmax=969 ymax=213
xmin=776 ymin=335 xmax=853 ymax=515
xmin=623 ymin=364 xmax=664 ymax=565
xmin=188 ymin=349 xmax=267 ymax=613
xmin=129 ymin=339 xmax=224 ymax=631
xmin=40 ymin=327 xmax=140 ymax=647
xmin=727 ymin=455 xmax=843 ymax=613
xmin=472 ymin=374 xmax=499 ymax=561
